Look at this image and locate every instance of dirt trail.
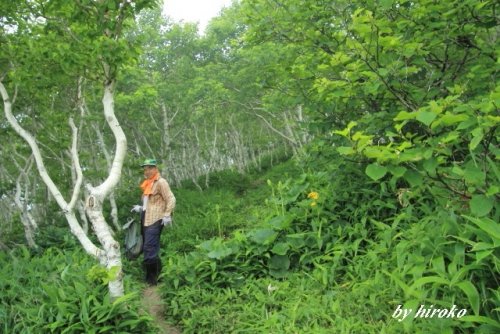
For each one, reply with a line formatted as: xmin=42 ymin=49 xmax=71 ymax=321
xmin=141 ymin=286 xmax=181 ymax=334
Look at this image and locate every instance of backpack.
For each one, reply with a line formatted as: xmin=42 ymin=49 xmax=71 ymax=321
xmin=123 ymin=217 xmax=143 ymax=260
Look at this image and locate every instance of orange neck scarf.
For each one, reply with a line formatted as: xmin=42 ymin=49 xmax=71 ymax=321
xmin=140 ymin=171 xmax=160 ymax=196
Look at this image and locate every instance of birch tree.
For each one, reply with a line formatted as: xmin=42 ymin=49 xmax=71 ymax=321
xmin=12 ymin=155 xmax=38 ymax=248
xmin=0 ymin=0 xmax=157 ymax=298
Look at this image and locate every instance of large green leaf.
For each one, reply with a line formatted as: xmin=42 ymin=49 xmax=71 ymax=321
xmin=464 ymin=165 xmax=486 ymax=185
xmin=469 ymin=195 xmax=494 ymax=217
xmin=268 ymin=215 xmax=293 ymax=230
xmin=337 ymin=146 xmax=355 ymax=155
xmin=286 ymin=233 xmax=307 ymax=249
xmin=463 ymin=215 xmax=500 ymax=240
xmin=380 ymin=0 xmax=394 ymax=10
xmin=249 ymin=229 xmax=278 ymax=245
xmin=403 ymin=170 xmax=423 ymax=187
xmin=469 ymin=127 xmax=484 ymax=150
xmin=365 ymin=163 xmax=388 ymax=181
xmin=455 ymin=281 xmax=480 ymax=315
xmin=207 ymin=245 xmax=233 ymax=260
xmin=271 ymin=242 xmax=290 ymax=255
xmin=388 ymin=165 xmax=407 ymax=177
xmin=408 ymin=276 xmax=450 ymax=296
xmin=458 ymin=315 xmax=500 ymax=329
xmin=416 ymin=110 xmax=437 ymax=126
xmin=269 ymin=255 xmax=290 ymax=278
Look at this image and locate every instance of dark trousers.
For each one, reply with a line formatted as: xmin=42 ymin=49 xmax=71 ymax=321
xmin=141 ymin=213 xmax=163 ymax=285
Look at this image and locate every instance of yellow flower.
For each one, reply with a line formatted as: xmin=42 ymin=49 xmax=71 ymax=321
xmin=310 ymin=201 xmax=317 ymax=207
xmin=308 ymin=191 xmax=319 ymax=200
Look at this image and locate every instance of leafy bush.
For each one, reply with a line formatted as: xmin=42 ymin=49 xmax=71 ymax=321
xmin=0 ymin=247 xmax=156 ymax=333
xmin=157 ymin=142 xmax=499 ymax=332
xmin=155 ymin=0 xmax=500 ymax=324
xmin=161 ymin=157 xmax=301 ymax=254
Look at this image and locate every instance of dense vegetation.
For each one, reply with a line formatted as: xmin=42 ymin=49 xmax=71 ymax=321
xmin=1 ymin=0 xmax=498 ymax=333
xmin=0 ymin=247 xmax=155 ymax=333
xmin=159 ymin=146 xmax=499 ymax=333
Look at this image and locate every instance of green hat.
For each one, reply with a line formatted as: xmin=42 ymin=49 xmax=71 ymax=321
xmin=140 ymin=158 xmax=157 ymax=167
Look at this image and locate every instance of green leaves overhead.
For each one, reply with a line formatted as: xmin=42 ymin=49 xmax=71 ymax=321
xmin=2 ymin=0 xmax=157 ymax=84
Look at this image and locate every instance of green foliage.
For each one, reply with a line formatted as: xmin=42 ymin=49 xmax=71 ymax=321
xmin=163 ymin=274 xmax=400 ymax=334
xmin=2 ymin=0 xmax=498 ymax=332
xmin=0 ymin=247 xmax=155 ymax=333
xmin=162 ymin=158 xmax=301 ymax=253
xmin=157 ymin=142 xmax=499 ymax=332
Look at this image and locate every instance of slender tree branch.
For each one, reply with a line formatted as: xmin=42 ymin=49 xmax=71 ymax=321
xmin=426 ymin=170 xmax=470 ymax=199
xmin=67 ymin=118 xmax=83 ymax=212
xmin=1 ymin=80 xmax=104 ymax=260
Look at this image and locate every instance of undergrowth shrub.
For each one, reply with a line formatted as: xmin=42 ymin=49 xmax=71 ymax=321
xmin=156 ymin=0 xmax=499 ymax=331
xmin=161 ymin=158 xmax=301 ymax=254
xmin=164 ymin=274 xmax=399 ymax=334
xmin=159 ymin=145 xmax=499 ymax=333
xmin=0 ymin=247 xmax=155 ymax=334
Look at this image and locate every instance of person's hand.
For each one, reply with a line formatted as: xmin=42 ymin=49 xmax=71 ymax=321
xmin=161 ymin=215 xmax=172 ymax=227
xmin=131 ymin=205 xmax=142 ymax=213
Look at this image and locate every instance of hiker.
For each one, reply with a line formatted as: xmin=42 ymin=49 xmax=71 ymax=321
xmin=131 ymin=158 xmax=176 ymax=285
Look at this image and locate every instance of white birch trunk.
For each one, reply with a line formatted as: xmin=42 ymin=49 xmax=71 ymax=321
xmin=283 ymin=110 xmax=299 ymax=156
xmin=1 ymin=79 xmax=125 ymax=298
xmin=296 ymin=105 xmax=310 ymax=145
xmin=69 ymin=157 xmax=89 ymax=234
xmin=14 ymin=159 xmax=38 ymax=248
xmin=161 ymin=102 xmax=171 ymax=165
xmin=78 ymin=199 xmax=90 ymax=234
xmin=85 ymin=197 xmax=124 ymax=297
xmin=93 ymin=123 xmax=120 ymax=232
xmin=84 ymin=79 xmax=127 ymax=298
xmin=229 ymin=118 xmax=246 ymax=172
xmin=1 ymin=82 xmax=104 ymax=258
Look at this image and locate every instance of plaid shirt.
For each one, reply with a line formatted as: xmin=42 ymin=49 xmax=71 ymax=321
xmin=143 ymin=177 xmax=176 ymax=227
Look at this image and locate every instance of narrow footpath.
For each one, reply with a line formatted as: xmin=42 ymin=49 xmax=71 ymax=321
xmin=141 ymin=286 xmax=181 ymax=334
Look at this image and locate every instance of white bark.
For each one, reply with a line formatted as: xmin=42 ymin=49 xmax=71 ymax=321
xmin=160 ymin=102 xmax=180 ymax=177
xmin=2 ymin=80 xmax=125 ymax=298
xmin=0 ymin=81 xmax=104 ymax=260
xmin=69 ymin=155 xmax=90 ymax=234
xmin=204 ymin=123 xmax=219 ymax=188
xmin=68 ymin=118 xmax=83 ymax=212
xmin=283 ymin=110 xmax=299 ymax=156
xmin=85 ymin=196 xmax=124 ymax=297
xmin=0 ymin=152 xmax=38 ymax=248
xmin=84 ymin=79 xmax=127 ymax=298
xmin=13 ymin=156 xmax=38 ymax=248
xmin=78 ymin=199 xmax=90 ymax=234
xmin=296 ymin=105 xmax=310 ymax=145
xmin=238 ymin=104 xmax=298 ymax=147
xmin=108 ymin=193 xmax=119 ymax=232
xmin=229 ymin=117 xmax=247 ymax=172
xmin=87 ymin=80 xmax=126 ymax=201
xmin=93 ymin=123 xmax=120 ymax=232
